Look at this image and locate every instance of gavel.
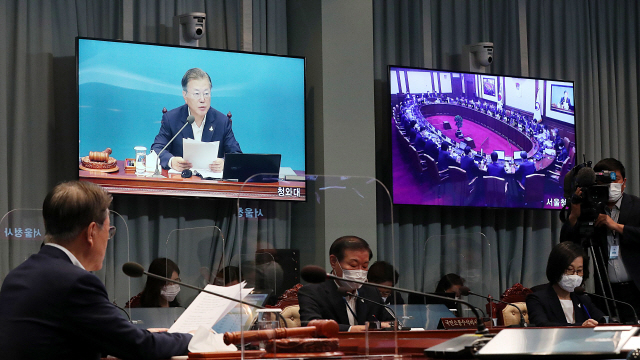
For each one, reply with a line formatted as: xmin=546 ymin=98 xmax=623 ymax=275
xmin=89 ymin=148 xmax=112 ymax=162
xmin=223 ymin=319 xmax=339 ymax=345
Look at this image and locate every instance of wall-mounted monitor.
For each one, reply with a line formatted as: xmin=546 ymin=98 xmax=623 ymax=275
xmin=389 ymin=66 xmax=576 ymax=209
xmin=77 ymin=38 xmax=306 ymax=201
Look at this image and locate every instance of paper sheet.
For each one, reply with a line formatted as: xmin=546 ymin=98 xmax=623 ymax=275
xmin=168 ymin=282 xmax=253 ymax=333
xmin=183 ymin=139 xmax=219 ymax=169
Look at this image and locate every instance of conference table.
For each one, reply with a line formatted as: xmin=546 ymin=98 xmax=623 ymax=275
xmin=80 ymin=160 xmax=306 ymax=200
xmin=102 ymin=325 xmax=639 ymax=359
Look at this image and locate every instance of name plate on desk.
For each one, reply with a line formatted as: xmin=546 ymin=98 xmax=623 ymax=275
xmin=439 ymin=317 xmax=477 ymax=329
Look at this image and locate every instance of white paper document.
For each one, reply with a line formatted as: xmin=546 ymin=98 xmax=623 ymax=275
xmin=183 ymin=139 xmax=219 ymax=169
xmin=168 ymin=282 xmax=253 ymax=333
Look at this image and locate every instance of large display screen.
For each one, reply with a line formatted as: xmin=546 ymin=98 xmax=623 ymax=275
xmin=390 ymin=67 xmax=576 ymax=209
xmin=77 ymin=38 xmax=306 ymax=201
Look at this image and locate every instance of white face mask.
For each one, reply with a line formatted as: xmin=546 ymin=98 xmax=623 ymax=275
xmin=558 ymin=274 xmax=582 ymax=293
xmin=609 ymin=182 xmax=623 ymax=203
xmin=161 ymin=283 xmax=180 ymax=302
xmin=336 ymin=262 xmax=368 ymax=292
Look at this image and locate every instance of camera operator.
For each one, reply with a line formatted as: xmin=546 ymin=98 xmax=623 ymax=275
xmin=560 ymin=158 xmax=640 ymax=323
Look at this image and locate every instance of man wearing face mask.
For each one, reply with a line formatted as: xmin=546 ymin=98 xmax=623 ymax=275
xmin=560 ymin=158 xmax=640 ymax=323
xmin=298 ymin=236 xmax=394 ymax=331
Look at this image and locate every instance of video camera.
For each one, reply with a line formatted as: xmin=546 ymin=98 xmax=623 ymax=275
xmin=560 ymin=159 xmax=617 ymax=233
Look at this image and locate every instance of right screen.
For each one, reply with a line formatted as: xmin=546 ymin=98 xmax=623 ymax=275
xmin=390 ymin=67 xmax=576 ymax=209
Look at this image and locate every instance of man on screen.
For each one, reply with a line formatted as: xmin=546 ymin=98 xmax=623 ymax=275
xmin=560 ymin=90 xmax=572 ymax=110
xmin=151 ymin=68 xmax=242 ymax=172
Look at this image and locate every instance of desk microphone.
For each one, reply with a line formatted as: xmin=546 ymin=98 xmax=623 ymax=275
xmin=122 ymin=261 xmax=266 ymax=311
xmin=149 ymin=115 xmax=195 ymax=178
xmin=459 ymin=286 xmax=527 ymax=327
xmin=336 ymin=286 xmax=405 ymax=329
xmin=575 ymin=286 xmax=638 ymax=324
xmin=301 ymin=265 xmax=488 ymax=334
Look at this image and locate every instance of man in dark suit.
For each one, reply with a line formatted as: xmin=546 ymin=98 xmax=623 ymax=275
xmin=486 ymin=151 xmax=506 ymax=178
xmin=515 ymin=151 xmax=537 ymax=186
xmin=460 ymin=146 xmax=479 ymax=180
xmin=437 ymin=142 xmax=456 ymax=171
xmin=560 ymin=90 xmax=572 ymax=110
xmin=561 ymin=158 xmax=640 ymax=323
xmin=424 ymin=138 xmax=440 ymax=161
xmin=298 ymin=236 xmax=393 ymax=331
xmin=151 ymin=68 xmax=242 ymax=172
xmin=0 ymin=181 xmax=192 ymax=359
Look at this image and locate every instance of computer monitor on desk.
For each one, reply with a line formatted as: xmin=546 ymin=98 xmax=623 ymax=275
xmin=388 ymin=304 xmax=456 ymax=330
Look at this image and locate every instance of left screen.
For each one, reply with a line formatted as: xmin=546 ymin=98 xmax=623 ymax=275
xmin=78 ymin=38 xmax=306 ymax=201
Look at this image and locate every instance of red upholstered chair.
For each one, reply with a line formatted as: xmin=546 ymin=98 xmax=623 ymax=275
xmin=268 ymin=284 xmax=302 ymax=328
xmin=494 ymin=283 xmax=533 ymax=326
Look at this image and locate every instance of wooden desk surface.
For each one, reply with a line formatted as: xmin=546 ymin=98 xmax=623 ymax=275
xmin=80 ymin=161 xmax=306 ymax=200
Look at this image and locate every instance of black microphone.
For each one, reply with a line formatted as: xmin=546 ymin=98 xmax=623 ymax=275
xmin=575 ymin=166 xmax=596 ymax=187
xmin=122 ymin=261 xmax=266 ymax=310
xmin=301 ymin=265 xmax=488 ymax=334
xmin=459 ymin=286 xmax=527 ymax=327
xmin=150 ymin=115 xmax=196 ymax=177
xmin=575 ymin=286 xmax=638 ymax=324
xmin=336 ymin=286 xmax=405 ymax=329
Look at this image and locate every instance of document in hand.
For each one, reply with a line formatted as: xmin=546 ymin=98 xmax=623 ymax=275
xmin=168 ymin=282 xmax=253 ymax=333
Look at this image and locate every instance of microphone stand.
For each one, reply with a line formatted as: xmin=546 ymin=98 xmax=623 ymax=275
xmin=336 ymin=287 xmax=405 ymax=330
xmin=148 ymin=117 xmax=195 ymax=178
xmin=304 ymin=267 xmax=488 ymax=334
xmin=576 ymin=287 xmax=638 ymax=324
xmin=124 ymin=263 xmax=289 ymax=328
xmin=462 ymin=288 xmax=526 ymax=327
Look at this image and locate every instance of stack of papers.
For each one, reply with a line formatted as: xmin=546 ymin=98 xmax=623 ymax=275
xmin=168 ymin=282 xmax=253 ymax=333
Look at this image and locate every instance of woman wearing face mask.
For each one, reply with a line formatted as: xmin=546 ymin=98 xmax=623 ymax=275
xmin=126 ymin=258 xmax=181 ymax=308
xmin=526 ymin=242 xmax=605 ymax=327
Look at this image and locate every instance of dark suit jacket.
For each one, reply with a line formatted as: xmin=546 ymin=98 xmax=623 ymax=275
xmin=460 ymin=156 xmax=478 ymax=180
xmin=437 ymin=151 xmax=456 ymax=171
xmin=560 ymin=193 xmax=640 ymax=291
xmin=486 ymin=163 xmax=507 ymax=178
xmin=151 ymin=104 xmax=242 ymax=169
xmin=515 ymin=161 xmax=536 ymax=185
xmin=424 ymin=140 xmax=440 ymax=161
xmin=526 ymin=283 xmax=605 ymax=327
xmin=0 ymin=246 xmax=192 ymax=360
xmin=298 ymin=279 xmax=394 ymax=331
xmin=382 ymin=292 xmax=405 ymax=305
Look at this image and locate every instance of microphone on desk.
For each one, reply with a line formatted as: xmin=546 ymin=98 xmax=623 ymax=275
xmin=574 ymin=286 xmax=638 ymax=324
xmin=149 ymin=115 xmax=195 ymax=178
xmin=335 ymin=286 xmax=405 ymax=330
xmin=301 ymin=265 xmax=488 ymax=334
xmin=459 ymin=286 xmax=527 ymax=327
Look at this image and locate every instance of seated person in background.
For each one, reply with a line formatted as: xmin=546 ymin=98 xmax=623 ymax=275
xmin=556 ymin=144 xmax=569 ymax=162
xmin=486 ymin=151 xmax=507 ymax=178
xmin=437 ymin=142 xmax=457 ymax=171
xmin=460 ymin=146 xmax=479 ymax=180
xmin=526 ymin=242 xmax=605 ymax=327
xmin=298 ymin=236 xmax=394 ymax=332
xmin=151 ymin=68 xmax=242 ymax=172
xmin=424 ymin=137 xmax=440 ymax=161
xmin=515 ymin=151 xmax=536 ymax=186
xmin=560 ymin=90 xmax=572 ymax=110
xmin=126 ymin=258 xmax=181 ymax=308
xmin=435 ymin=273 xmax=465 ymax=298
xmin=367 ymin=261 xmax=404 ymax=305
xmin=213 ymin=266 xmax=241 ymax=286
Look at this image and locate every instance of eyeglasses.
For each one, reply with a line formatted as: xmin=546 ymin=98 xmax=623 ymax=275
xmin=108 ymin=226 xmax=116 ymax=239
xmin=185 ymin=91 xmax=211 ymax=100
xmin=565 ymin=268 xmax=583 ymax=276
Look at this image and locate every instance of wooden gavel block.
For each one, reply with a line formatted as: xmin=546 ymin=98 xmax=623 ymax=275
xmin=223 ymin=319 xmax=339 ymax=345
xmin=89 ymin=148 xmax=113 ymax=162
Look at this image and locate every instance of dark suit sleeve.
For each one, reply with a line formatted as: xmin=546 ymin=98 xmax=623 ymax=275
xmin=298 ymin=284 xmax=350 ymax=332
xmin=581 ymin=294 xmax=606 ymax=323
xmin=65 ymin=273 xmax=191 ymax=360
xmin=526 ymin=292 xmax=567 ymax=327
xmin=620 ymin=198 xmax=640 ymax=245
xmin=220 ymin=118 xmax=242 ymax=156
xmin=151 ymin=113 xmax=176 ymax=169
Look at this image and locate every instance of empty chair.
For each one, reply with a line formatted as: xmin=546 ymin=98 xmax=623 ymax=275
xmin=518 ymin=173 xmax=545 ymax=208
xmin=482 ymin=176 xmax=507 ymax=207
